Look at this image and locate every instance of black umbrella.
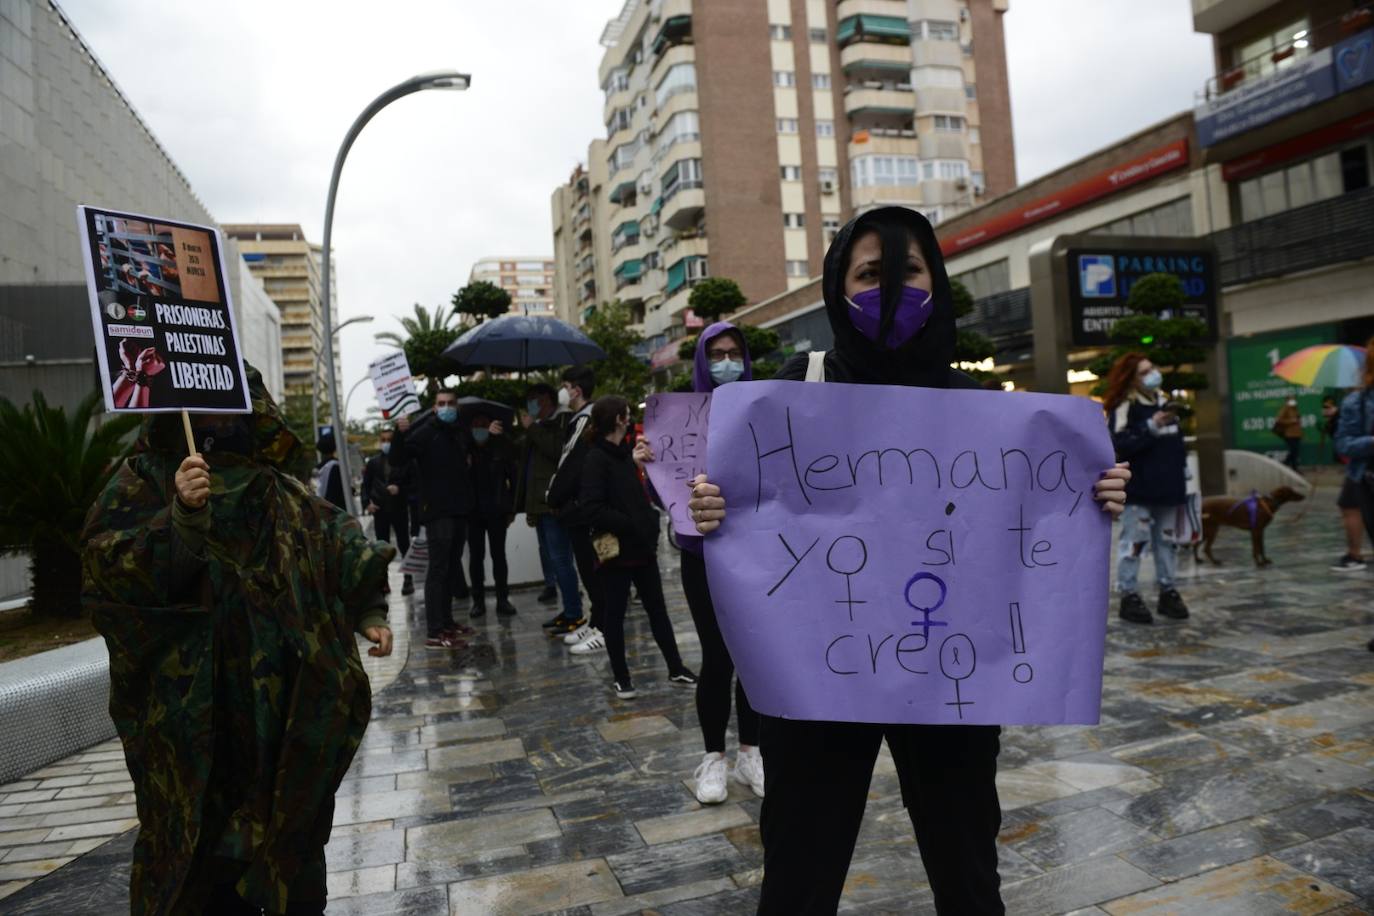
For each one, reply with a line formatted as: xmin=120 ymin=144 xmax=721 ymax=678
xmin=457 ymin=396 xmax=515 ymax=427
xmin=442 ymin=315 xmax=605 ymax=371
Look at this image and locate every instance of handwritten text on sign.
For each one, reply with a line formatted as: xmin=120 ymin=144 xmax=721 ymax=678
xmin=703 ymin=381 xmax=1114 ymax=726
xmin=643 ymin=392 xmax=711 ymax=537
xmin=368 ymin=352 xmax=421 ymax=419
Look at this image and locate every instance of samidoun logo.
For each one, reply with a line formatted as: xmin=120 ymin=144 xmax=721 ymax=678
xmin=126 ymin=303 xmax=147 ymax=321
xmin=1079 ymin=254 xmax=1116 ymax=298
xmin=107 ymin=324 xmax=154 ymax=339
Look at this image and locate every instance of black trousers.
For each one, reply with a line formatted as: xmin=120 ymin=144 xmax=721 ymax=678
xmin=597 ymin=561 xmax=685 ymax=685
xmin=758 ymin=718 xmax=1004 ymax=915
xmin=566 ymin=523 xmax=605 ymax=629
xmin=424 ymin=516 xmax=467 ymax=636
xmin=375 ymin=504 xmax=410 ymax=558
xmin=681 ymin=549 xmax=759 ymax=752
xmin=468 ymin=514 xmax=509 ymax=600
xmin=1284 ymin=437 xmax=1302 ymax=470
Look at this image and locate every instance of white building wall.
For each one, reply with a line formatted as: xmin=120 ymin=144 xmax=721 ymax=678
xmin=224 ymin=239 xmax=285 ymax=402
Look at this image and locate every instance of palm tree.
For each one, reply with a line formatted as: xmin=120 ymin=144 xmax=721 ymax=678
xmin=374 ymin=302 xmax=457 ymax=349
xmin=0 ymin=391 xmax=141 ymax=619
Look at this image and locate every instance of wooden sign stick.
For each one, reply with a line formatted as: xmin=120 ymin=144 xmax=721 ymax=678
xmin=181 ymin=408 xmax=197 ymax=455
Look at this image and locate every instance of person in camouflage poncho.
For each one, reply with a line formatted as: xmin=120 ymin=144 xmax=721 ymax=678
xmin=82 ymin=366 xmax=395 ymax=915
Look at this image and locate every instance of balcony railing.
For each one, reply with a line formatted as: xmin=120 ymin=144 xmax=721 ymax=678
xmin=958 ymin=287 xmax=1031 ymax=340
xmin=1212 ymin=186 xmax=1374 ymax=287
xmin=1199 ymin=6 xmax=1370 ymax=102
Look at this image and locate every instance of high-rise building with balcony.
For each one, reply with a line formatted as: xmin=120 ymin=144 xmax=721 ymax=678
xmin=222 ymin=224 xmax=338 ymax=399
xmin=467 ymin=256 xmax=557 ymax=318
xmin=550 ymin=0 xmax=1016 ymax=355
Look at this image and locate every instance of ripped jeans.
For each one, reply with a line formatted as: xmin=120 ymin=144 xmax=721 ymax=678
xmin=1116 ymin=503 xmax=1180 ymax=595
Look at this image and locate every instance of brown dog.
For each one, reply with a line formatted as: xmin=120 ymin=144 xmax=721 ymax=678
xmin=1194 ymin=486 xmax=1305 ymax=567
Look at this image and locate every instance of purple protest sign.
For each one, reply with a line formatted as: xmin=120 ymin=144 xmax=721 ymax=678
xmin=643 ymin=392 xmax=711 ymax=537
xmin=703 ymin=380 xmax=1115 ymax=726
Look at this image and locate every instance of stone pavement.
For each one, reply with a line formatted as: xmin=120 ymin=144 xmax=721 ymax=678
xmin=1 ymin=500 xmax=1371 ymax=914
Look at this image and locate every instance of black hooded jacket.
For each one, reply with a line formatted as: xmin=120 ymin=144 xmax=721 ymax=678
xmin=777 ymin=206 xmax=979 ymax=390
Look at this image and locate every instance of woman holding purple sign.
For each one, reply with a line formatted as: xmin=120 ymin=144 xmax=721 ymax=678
xmin=687 ymin=207 xmax=1131 ymax=915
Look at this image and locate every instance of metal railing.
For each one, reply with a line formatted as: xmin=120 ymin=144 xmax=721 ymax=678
xmin=1212 ymin=186 xmax=1374 ymax=287
xmin=958 ymin=287 xmax=1031 ymax=339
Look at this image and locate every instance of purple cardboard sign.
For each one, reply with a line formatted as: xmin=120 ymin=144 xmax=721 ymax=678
xmin=643 ymin=392 xmax=711 ymax=536
xmin=703 ymin=380 xmax=1115 ymax=726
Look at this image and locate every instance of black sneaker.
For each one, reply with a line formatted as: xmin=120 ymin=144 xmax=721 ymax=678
xmin=669 ymin=669 xmax=698 ymax=687
xmin=469 ymin=597 xmax=487 ymax=619
xmin=1331 ymin=555 xmax=1368 ymax=572
xmin=495 ymin=599 xmax=518 ymax=617
xmin=1119 ymin=592 xmax=1153 ymax=625
xmin=537 ymin=586 xmax=559 ymax=605
xmin=400 ymin=574 xmax=414 ymax=596
xmin=1157 ymin=588 xmax=1189 ymax=620
xmin=541 ymin=612 xmax=565 ymax=629
xmin=550 ymin=616 xmax=587 ymax=635
xmin=613 ymin=680 xmax=637 ymax=699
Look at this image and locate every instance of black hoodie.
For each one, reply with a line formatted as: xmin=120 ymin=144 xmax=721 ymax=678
xmin=777 ymin=206 xmax=978 ymax=390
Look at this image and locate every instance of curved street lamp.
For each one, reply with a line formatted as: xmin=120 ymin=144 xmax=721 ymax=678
xmin=320 ymin=71 xmax=471 ymax=514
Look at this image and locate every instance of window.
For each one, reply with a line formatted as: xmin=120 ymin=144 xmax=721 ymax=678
xmin=968 ymin=127 xmax=981 ymax=145
xmin=774 ymin=70 xmax=796 ymax=87
xmin=786 ymin=260 xmax=810 ymax=277
xmin=784 ymin=213 xmax=805 ymax=228
xmin=937 ymin=160 xmax=969 ymax=180
xmin=823 ymin=217 xmax=841 ymax=244
xmin=965 ymin=84 xmax=977 ymax=100
xmin=1230 ymin=17 xmax=1310 ymax=80
xmin=667 ymin=255 xmax=708 ymax=295
xmin=661 ymin=158 xmax=704 ymax=200
xmin=911 ymin=67 xmax=963 ymax=89
xmin=918 ymin=20 xmax=959 ymax=41
xmin=1236 ymin=149 xmax=1357 ymax=221
xmin=655 ymin=110 xmax=700 ymax=158
xmin=818 ymin=167 xmax=838 ymax=186
xmin=655 ymin=63 xmax=697 ymax=108
xmin=952 ymin=259 xmax=1011 ymax=301
xmin=780 ymin=165 xmax=802 ymax=180
xmin=769 ymin=24 xmax=791 ymax=40
xmin=933 ymin=115 xmax=964 ymax=132
xmin=850 ymin=154 xmax=921 ymax=187
xmin=776 ymin=118 xmax=799 ymax=134
xmin=608 ymin=138 xmax=641 ymax=174
xmin=607 ymin=107 xmax=632 ymax=136
xmin=971 ymin=170 xmax=985 ymax=193
xmin=812 ymin=73 xmax=832 ymax=89
xmin=809 ymin=27 xmax=827 ymax=42
xmin=603 ymin=67 xmax=630 ymax=98
xmin=1087 ymin=197 xmax=1195 ymax=238
xmin=816 ymin=120 xmax=835 ymax=137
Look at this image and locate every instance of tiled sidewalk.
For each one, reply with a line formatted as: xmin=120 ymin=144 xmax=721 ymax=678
xmin=2 ymin=502 xmax=1372 ymax=914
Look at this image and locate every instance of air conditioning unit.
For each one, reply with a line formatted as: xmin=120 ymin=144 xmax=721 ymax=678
xmin=955 ymin=178 xmax=968 ymax=190
xmin=820 ymin=179 xmax=836 ymax=194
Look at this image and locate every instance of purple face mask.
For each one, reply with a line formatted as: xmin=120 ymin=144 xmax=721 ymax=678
xmin=844 ymin=286 xmax=934 ymax=349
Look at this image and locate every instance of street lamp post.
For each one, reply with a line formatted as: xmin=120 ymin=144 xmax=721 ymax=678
xmin=312 ymin=315 xmax=374 ymax=445
xmin=320 ymin=70 xmax=470 ymax=515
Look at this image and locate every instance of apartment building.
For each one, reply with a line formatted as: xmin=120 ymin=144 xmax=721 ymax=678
xmin=550 ymin=0 xmax=1016 ymax=356
xmin=222 ymin=224 xmax=338 ymax=399
xmin=468 ymin=256 xmax=557 ymax=318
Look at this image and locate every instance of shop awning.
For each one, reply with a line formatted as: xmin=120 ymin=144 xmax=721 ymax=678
xmin=837 ymin=14 xmax=911 ymax=43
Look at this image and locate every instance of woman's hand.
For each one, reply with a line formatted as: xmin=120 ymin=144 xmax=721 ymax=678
xmin=135 ymin=346 xmax=166 ymax=378
xmin=632 ymin=440 xmax=654 ymax=469
xmin=174 ymin=455 xmax=211 ymax=510
xmin=363 ymin=625 xmax=393 ymax=657
xmin=688 ymin=473 xmax=726 ymax=534
xmin=1093 ymin=462 xmax=1130 ymax=519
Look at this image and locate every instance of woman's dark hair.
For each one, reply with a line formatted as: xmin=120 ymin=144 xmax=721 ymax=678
xmin=525 ymin=383 xmax=555 ymax=401
xmin=1102 ymin=352 xmax=1149 ymax=413
xmin=586 ymin=395 xmax=629 ymax=442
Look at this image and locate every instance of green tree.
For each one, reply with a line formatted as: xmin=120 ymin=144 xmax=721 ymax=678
xmin=281 ymin=391 xmax=319 ymax=448
xmin=375 ymin=303 xmax=467 ymax=392
xmin=950 ymin=279 xmax=997 ymax=380
xmin=0 ymin=391 xmax=140 ymax=618
xmin=1088 ymin=273 xmax=1209 ymax=394
xmin=452 ymin=280 xmax=512 ymax=323
xmin=687 ymin=277 xmax=747 ymax=322
xmin=583 ymin=300 xmax=650 ymax=405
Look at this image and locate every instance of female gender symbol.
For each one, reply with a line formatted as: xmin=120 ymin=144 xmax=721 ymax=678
xmin=939 ymin=633 xmax=977 ymax=720
xmin=904 ymin=572 xmax=948 ymax=644
xmin=827 ymin=536 xmax=868 ymax=622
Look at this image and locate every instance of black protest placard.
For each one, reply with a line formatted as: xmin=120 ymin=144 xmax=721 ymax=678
xmin=77 ymin=205 xmax=250 ymax=413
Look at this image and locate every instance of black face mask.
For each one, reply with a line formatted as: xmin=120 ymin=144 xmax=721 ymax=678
xmin=197 ymin=420 xmax=254 ymax=456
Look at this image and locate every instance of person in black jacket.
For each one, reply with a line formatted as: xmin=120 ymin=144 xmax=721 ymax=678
xmin=394 ymin=390 xmax=474 ymax=649
xmin=579 ymin=395 xmax=697 ymax=699
xmin=685 ymin=207 xmax=1131 ymax=916
xmin=1101 ymin=352 xmax=1191 ymax=625
xmin=363 ymin=428 xmax=416 ymax=596
xmin=466 ymin=410 xmax=518 ymax=618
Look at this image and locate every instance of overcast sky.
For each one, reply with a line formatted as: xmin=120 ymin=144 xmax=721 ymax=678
xmin=61 ymin=0 xmax=1214 ymax=419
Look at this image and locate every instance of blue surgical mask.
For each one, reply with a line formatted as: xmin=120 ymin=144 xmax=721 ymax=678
xmin=380 ymin=442 xmax=391 ymax=455
xmin=710 ymin=359 xmax=744 ymax=385
xmin=472 ymin=428 xmax=490 ymax=444
xmin=1141 ymin=369 xmax=1163 ymax=391
xmin=525 ymin=399 xmax=541 ymax=417
xmin=436 ymin=405 xmax=458 ymax=423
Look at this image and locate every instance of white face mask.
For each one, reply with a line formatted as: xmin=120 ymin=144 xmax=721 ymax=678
xmin=558 ymin=386 xmax=572 ymax=408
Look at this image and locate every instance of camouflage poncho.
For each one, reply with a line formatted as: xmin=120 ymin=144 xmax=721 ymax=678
xmin=82 ymin=369 xmax=393 ymax=914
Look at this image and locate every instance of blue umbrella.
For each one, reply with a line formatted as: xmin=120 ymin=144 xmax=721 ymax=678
xmin=442 ymin=315 xmax=606 ymax=371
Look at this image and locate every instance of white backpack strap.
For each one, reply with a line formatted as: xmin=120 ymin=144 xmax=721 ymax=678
xmin=1112 ymin=400 xmax=1131 ymax=434
xmin=805 ymin=350 xmax=827 ymax=383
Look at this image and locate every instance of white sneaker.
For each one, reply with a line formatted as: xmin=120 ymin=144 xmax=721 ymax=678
xmin=563 ymin=622 xmax=596 ymax=645
xmin=693 ymin=752 xmax=729 ymax=804
xmin=733 ymin=746 xmax=765 ymax=798
xmin=568 ymin=628 xmax=605 ymax=655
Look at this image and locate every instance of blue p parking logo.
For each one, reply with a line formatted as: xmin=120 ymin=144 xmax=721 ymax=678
xmin=1078 ymin=254 xmax=1116 ymax=298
